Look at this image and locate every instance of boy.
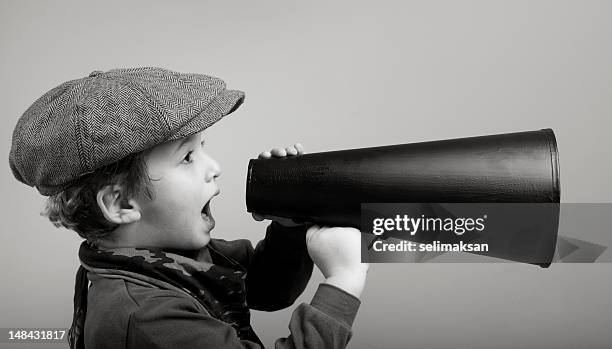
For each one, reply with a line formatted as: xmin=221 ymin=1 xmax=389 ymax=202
xmin=9 ymin=67 xmax=368 ymax=348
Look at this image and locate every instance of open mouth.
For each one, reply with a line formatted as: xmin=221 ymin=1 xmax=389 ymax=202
xmin=201 ymin=200 xmax=215 ymax=226
xmin=201 ymin=201 xmax=213 ymax=222
xmin=201 ymin=190 xmax=219 ymax=225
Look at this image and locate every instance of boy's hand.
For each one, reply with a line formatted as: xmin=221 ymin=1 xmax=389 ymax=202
xmin=257 ymin=142 xmax=304 ymax=159
xmin=306 ymin=225 xmax=369 ymax=298
xmin=252 ymin=143 xmax=305 ymax=227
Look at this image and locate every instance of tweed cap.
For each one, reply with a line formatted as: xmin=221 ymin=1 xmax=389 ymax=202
xmin=9 ymin=67 xmax=245 ymax=196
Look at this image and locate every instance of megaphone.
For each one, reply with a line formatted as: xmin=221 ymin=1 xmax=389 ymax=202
xmin=246 ymin=129 xmax=560 ymax=265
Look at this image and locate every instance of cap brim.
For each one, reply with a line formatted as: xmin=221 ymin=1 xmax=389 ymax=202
xmin=167 ymin=89 xmax=245 ymax=141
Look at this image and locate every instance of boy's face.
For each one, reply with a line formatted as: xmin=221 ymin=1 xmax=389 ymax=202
xmin=132 ymin=130 xmax=221 ymax=250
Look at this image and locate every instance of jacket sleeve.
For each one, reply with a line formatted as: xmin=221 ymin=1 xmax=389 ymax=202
xmin=275 ymin=284 xmax=360 ymax=349
xmin=211 ymin=221 xmax=314 ymax=311
xmin=126 ymin=283 xmax=360 ymax=349
xmin=246 ymin=222 xmax=314 ymax=311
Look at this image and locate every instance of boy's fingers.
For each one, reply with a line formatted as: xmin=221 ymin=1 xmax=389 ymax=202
xmin=258 ymin=151 xmax=272 ymax=159
xmin=261 ymin=144 xmax=304 ymax=158
xmin=306 ymin=225 xmax=322 ymax=239
xmin=285 ymin=146 xmax=298 ymax=156
xmin=271 ymin=148 xmax=287 ymax=157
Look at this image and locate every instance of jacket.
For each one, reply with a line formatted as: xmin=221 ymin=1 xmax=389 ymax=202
xmin=81 ymin=222 xmax=361 ymax=348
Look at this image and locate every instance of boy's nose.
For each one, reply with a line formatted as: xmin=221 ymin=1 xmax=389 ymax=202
xmin=205 ymin=155 xmax=222 ymax=182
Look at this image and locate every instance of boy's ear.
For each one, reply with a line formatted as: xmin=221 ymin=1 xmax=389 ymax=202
xmin=96 ymin=185 xmax=142 ymax=225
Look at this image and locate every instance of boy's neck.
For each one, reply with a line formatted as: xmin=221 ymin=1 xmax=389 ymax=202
xmin=94 ymin=224 xmax=141 ymax=250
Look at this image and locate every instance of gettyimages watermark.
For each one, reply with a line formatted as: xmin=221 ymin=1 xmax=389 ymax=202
xmin=360 ymin=203 xmax=611 ymax=264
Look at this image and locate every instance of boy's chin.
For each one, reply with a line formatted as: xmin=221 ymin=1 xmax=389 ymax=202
xmin=194 ymin=229 xmax=213 ymax=248
xmin=173 ymin=237 xmax=211 ymax=253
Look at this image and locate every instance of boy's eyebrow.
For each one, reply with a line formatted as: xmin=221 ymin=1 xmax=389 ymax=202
xmin=173 ymin=134 xmax=198 ymax=154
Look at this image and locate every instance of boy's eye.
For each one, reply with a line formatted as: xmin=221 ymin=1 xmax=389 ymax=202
xmin=182 ymin=151 xmax=194 ymax=164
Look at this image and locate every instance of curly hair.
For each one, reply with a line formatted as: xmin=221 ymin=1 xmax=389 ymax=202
xmin=42 ymin=151 xmax=153 ymax=242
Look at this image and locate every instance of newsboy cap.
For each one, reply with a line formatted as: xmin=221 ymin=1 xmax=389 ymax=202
xmin=9 ymin=67 xmax=245 ymax=196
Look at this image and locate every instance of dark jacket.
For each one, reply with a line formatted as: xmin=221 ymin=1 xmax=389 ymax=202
xmin=82 ymin=222 xmax=361 ymax=348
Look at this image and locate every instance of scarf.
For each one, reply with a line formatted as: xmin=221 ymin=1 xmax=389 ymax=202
xmin=68 ymin=240 xmax=262 ymax=348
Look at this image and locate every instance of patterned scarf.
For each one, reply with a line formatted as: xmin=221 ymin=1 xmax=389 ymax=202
xmin=68 ymin=241 xmax=262 ymax=348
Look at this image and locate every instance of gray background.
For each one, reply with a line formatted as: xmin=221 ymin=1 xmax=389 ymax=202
xmin=1 ymin=0 xmax=611 ymax=348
